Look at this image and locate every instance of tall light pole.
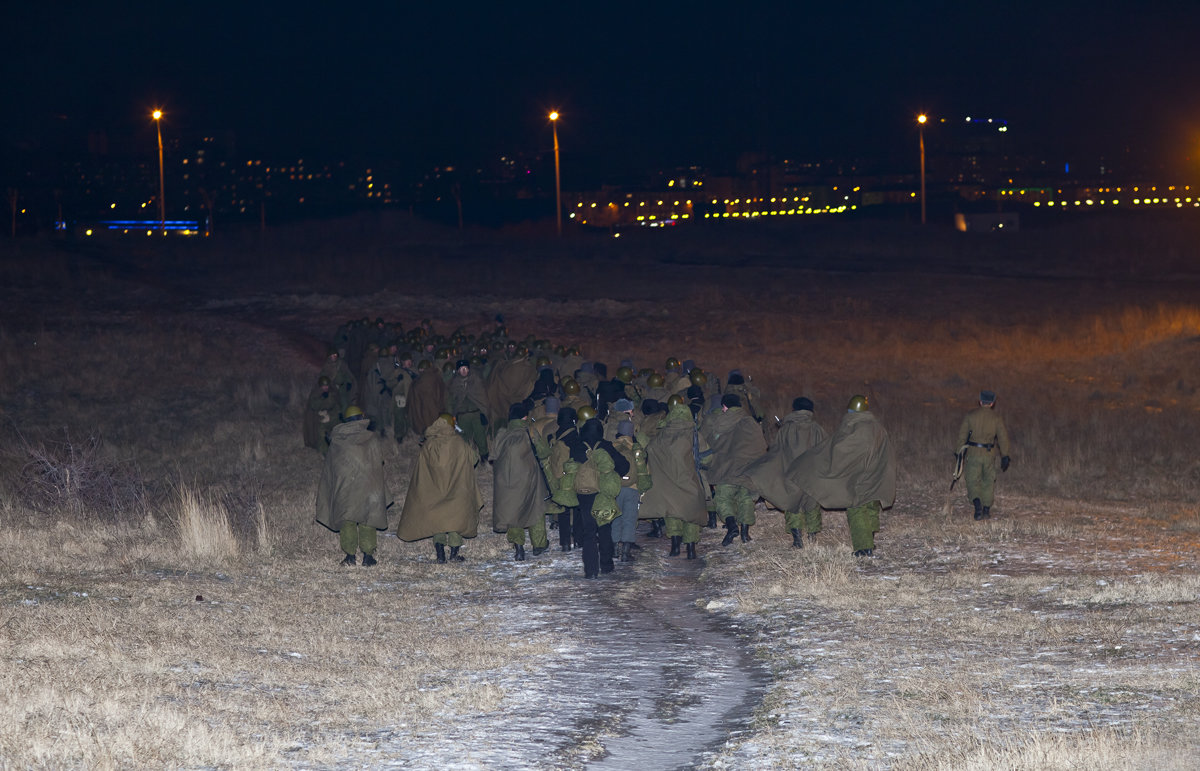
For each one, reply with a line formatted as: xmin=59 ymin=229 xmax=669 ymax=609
xmin=152 ymin=109 xmax=166 ymax=234
xmin=549 ymin=110 xmax=562 ymax=237
xmin=917 ymin=113 xmax=927 ymax=226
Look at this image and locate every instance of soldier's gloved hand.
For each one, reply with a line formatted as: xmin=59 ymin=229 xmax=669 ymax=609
xmin=1001 ymin=456 xmax=1011 ymax=472
xmin=479 ymin=414 xmax=488 ymax=426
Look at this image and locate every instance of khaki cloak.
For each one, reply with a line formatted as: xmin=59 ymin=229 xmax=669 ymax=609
xmin=743 ymin=409 xmax=827 ymax=508
xmin=315 ymin=421 xmax=389 ymax=531
xmin=780 ymin=410 xmax=895 ymax=511
xmin=638 ymin=405 xmax=708 ymax=525
xmin=490 ymin=420 xmax=545 ymax=532
xmin=395 ymin=418 xmax=483 ymax=541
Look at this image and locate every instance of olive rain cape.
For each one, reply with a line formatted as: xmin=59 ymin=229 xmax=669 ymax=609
xmin=743 ymin=409 xmax=827 ymax=508
xmin=407 ymin=368 xmax=448 ymax=438
xmin=779 ymin=410 xmax=895 ymax=512
xmin=638 ymin=404 xmax=708 ymax=525
xmin=702 ymin=406 xmax=767 ymax=486
xmin=315 ymin=421 xmax=389 ymax=531
xmin=395 ymin=418 xmax=483 ymax=541
xmin=485 ymin=357 xmax=537 ymax=426
xmin=491 ymin=420 xmax=545 ymax=532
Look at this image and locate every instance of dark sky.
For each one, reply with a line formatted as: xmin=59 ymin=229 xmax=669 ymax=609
xmin=5 ymin=1 xmax=1200 ymax=179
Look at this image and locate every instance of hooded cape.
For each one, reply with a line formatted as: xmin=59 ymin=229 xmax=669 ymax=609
xmin=396 ymin=419 xmax=483 ymax=540
xmin=780 ymin=410 xmax=895 ymax=511
xmin=743 ymin=409 xmax=827 ymax=508
xmin=315 ymin=421 xmax=388 ymax=531
xmin=638 ymin=404 xmax=708 ymax=525
xmin=491 ymin=420 xmax=545 ymax=531
xmin=407 ymin=368 xmax=448 ymax=438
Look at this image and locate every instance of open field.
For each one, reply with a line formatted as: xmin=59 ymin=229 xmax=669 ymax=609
xmin=1 ymin=213 xmax=1199 ymax=768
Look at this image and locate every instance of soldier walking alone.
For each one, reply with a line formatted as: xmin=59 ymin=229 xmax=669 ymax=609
xmin=956 ymin=390 xmax=1011 ymax=520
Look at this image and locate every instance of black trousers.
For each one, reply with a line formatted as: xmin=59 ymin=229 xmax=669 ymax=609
xmin=558 ymin=508 xmax=575 ymax=548
xmin=574 ymin=493 xmax=614 ymax=577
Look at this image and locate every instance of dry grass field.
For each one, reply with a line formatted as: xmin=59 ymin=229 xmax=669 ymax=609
xmin=1 ymin=211 xmax=1199 ymax=769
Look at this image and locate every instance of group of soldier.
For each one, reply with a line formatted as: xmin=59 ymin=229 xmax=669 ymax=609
xmin=310 ymin=317 xmax=1011 ymax=575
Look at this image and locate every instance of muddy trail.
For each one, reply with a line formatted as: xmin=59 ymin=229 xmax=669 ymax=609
xmin=367 ymin=537 xmax=769 ymax=770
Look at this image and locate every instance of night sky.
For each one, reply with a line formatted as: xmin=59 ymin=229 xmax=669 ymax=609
xmin=6 ymin=1 xmax=1200 ymax=180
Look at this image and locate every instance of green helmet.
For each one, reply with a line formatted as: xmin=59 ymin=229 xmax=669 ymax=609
xmin=438 ymin=412 xmax=457 ymax=428
xmin=342 ymin=405 xmax=364 ymax=421
xmin=847 ymin=394 xmax=869 ymax=412
xmin=567 ymin=345 xmax=581 ymax=356
xmin=616 ymin=366 xmax=633 ymax=384
xmin=689 ymin=369 xmax=708 ymax=386
xmin=417 ymin=359 xmax=431 ymax=371
xmin=665 ymin=357 xmax=681 ymax=371
xmin=666 ymin=394 xmax=686 ymax=408
xmin=536 ymin=356 xmax=552 ymax=368
xmin=648 ymin=373 xmax=665 ymax=388
xmin=576 ymin=405 xmax=598 ymax=422
xmin=318 ymin=375 xmax=331 ymax=386
xmin=563 ymin=379 xmax=581 ymax=395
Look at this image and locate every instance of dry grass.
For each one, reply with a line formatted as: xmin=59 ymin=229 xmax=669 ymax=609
xmin=3 ymin=215 xmax=1200 ymax=766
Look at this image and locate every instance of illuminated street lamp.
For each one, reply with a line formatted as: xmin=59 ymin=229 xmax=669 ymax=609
xmin=152 ymin=109 xmax=166 ymax=235
xmin=917 ymin=113 xmax=927 ymax=225
xmin=549 ymin=110 xmax=562 ymax=237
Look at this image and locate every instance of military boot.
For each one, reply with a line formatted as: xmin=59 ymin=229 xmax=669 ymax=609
xmin=361 ymin=553 xmax=377 ymax=567
xmin=973 ymin=498 xmax=984 ymax=520
xmin=435 ymin=543 xmax=446 ymax=563
xmin=740 ymin=523 xmax=752 ymax=543
xmin=791 ymin=528 xmax=803 ymax=549
xmin=669 ymin=535 xmax=682 ymax=556
xmin=514 ymin=544 xmax=526 ymax=561
xmin=982 ymin=506 xmax=991 ymax=519
xmin=449 ymin=545 xmax=465 ymax=562
xmin=623 ymin=542 xmax=636 ymax=562
xmin=707 ymin=511 xmax=718 ymax=529
xmin=340 ymin=553 xmax=357 ymax=567
xmin=721 ymin=517 xmax=738 ymax=546
xmin=648 ymin=519 xmax=663 ymax=538
xmin=531 ymin=545 xmax=548 ymax=557
xmin=685 ymin=542 xmax=697 ymax=560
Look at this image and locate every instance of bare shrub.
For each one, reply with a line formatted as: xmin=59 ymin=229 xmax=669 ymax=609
xmin=175 ymin=484 xmax=240 ymax=562
xmin=13 ymin=430 xmax=147 ymax=524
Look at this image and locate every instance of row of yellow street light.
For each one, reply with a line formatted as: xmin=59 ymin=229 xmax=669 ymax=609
xmin=148 ymin=107 xmax=1197 ymax=235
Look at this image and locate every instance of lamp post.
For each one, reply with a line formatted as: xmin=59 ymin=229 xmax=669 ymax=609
xmin=152 ymin=109 xmax=165 ymax=235
xmin=549 ymin=110 xmax=562 ymax=237
xmin=917 ymin=113 xmax=927 ymax=225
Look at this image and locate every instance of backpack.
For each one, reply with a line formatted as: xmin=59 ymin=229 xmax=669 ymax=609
xmin=573 ymin=443 xmax=601 ymax=494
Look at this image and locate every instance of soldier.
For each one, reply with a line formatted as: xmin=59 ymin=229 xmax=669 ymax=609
xmin=562 ymin=417 xmax=629 ymax=579
xmin=603 ymin=397 xmax=636 ymax=441
xmin=724 ymin=370 xmax=762 ymax=422
xmin=395 ymin=413 xmax=484 ymax=563
xmin=744 ymin=397 xmax=828 ymax=547
xmin=704 ymin=393 xmax=767 ymax=546
xmin=957 ymin=390 xmax=1012 ymax=520
xmin=318 ymin=348 xmax=356 ymax=405
xmin=546 ymin=407 xmax=581 ymax=552
xmin=304 ymin=375 xmax=344 ymax=455
xmin=360 ymin=344 xmax=393 ymax=437
xmin=448 ymin=358 xmax=490 ymax=459
xmin=389 ymin=351 xmax=418 ymax=443
xmin=491 ymin=403 xmax=550 ymax=560
xmin=611 ymin=420 xmax=650 ymax=562
xmin=315 ymin=406 xmax=388 ymax=567
xmin=639 ymin=397 xmax=708 ymax=559
xmin=783 ymin=395 xmax=896 ymax=557
xmin=407 ymin=360 xmax=448 ymax=440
